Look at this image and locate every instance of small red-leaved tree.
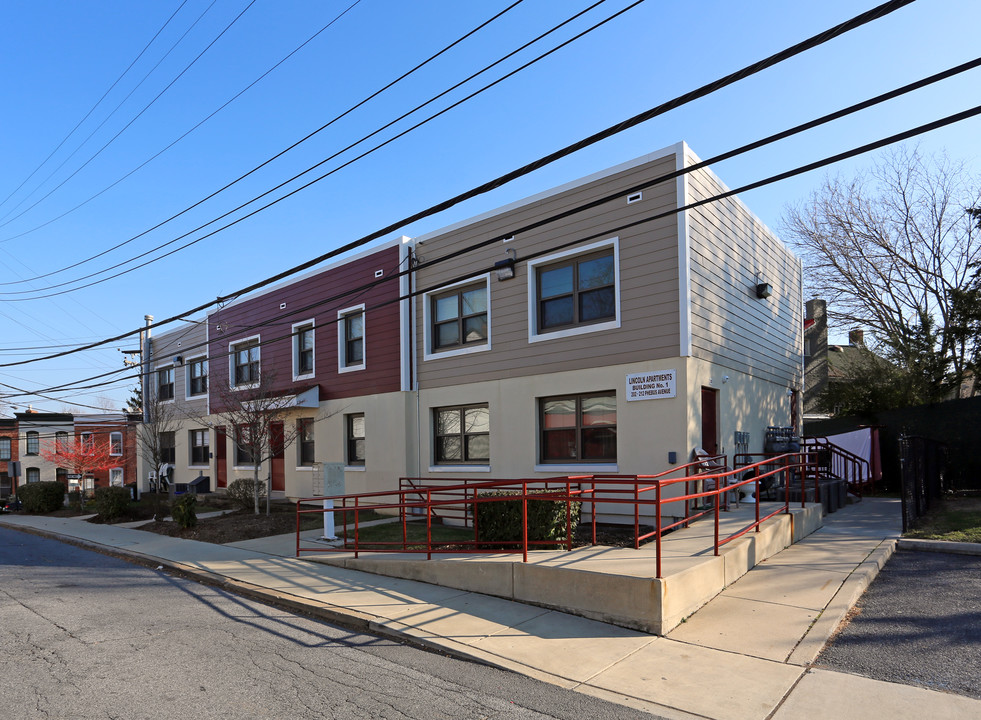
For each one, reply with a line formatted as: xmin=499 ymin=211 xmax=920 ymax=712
xmin=40 ymin=436 xmax=119 ymax=486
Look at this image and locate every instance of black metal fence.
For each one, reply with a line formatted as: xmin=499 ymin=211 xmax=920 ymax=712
xmin=898 ymin=434 xmax=949 ymax=533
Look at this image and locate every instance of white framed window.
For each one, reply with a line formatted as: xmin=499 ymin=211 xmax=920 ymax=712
xmin=297 ymin=418 xmax=316 ymax=466
xmin=423 ymin=275 xmax=491 ymax=362
xmin=189 ymin=429 xmax=209 ymax=466
xmin=109 ymin=468 xmax=124 ymax=486
xmin=292 ymin=320 xmax=316 ymax=380
xmin=337 ymin=304 xmax=365 ymax=373
xmin=539 ymin=391 xmax=617 ymax=464
xmin=187 ymin=356 xmax=208 ymax=397
xmin=110 ymin=432 xmax=123 ymax=456
xmin=346 ymin=413 xmax=365 ymax=467
xmin=25 ymin=431 xmax=39 ymax=456
xmin=229 ymin=336 xmax=260 ymax=388
xmin=527 ymin=237 xmax=620 ymax=343
xmin=81 ymin=432 xmax=94 ymax=451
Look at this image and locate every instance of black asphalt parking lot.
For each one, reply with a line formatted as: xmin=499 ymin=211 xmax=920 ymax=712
xmin=817 ymin=548 xmax=981 ymax=700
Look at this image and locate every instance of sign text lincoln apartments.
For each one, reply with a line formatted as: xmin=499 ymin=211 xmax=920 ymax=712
xmin=626 ymin=369 xmax=677 ymax=401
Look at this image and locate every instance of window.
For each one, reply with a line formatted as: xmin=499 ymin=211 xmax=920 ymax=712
xmin=234 ymin=425 xmax=256 ymax=466
xmin=297 ymin=418 xmax=315 ymax=466
xmin=158 ymin=367 xmax=175 ymax=400
xmin=26 ymin=431 xmax=39 ymax=455
xmin=540 ymin=392 xmax=616 ymax=463
xmin=293 ymin=322 xmax=315 ymax=378
xmin=189 ymin=429 xmax=209 ymax=466
xmin=0 ymin=437 xmax=11 ymax=460
xmin=346 ymin=414 xmax=365 ymax=466
xmin=159 ymin=432 xmax=176 ymax=464
xmin=231 ymin=338 xmax=260 ymax=386
xmin=188 ymin=358 xmax=208 ymax=396
xmin=109 ymin=468 xmax=124 ymax=487
xmin=81 ymin=432 xmax=94 ymax=451
xmin=338 ymin=306 xmax=365 ymax=371
xmin=26 ymin=467 xmax=40 ymax=483
xmin=431 ymin=283 xmax=488 ymax=352
xmin=55 ymin=431 xmax=69 ymax=453
xmin=433 ymin=405 xmax=489 ymax=465
xmin=528 ymin=240 xmax=620 ymax=341
xmin=110 ymin=432 xmax=123 ymax=456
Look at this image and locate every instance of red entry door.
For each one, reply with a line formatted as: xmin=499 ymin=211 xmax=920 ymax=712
xmin=701 ymin=387 xmax=719 ymax=455
xmin=215 ymin=427 xmax=227 ymax=489
xmin=270 ymin=421 xmax=285 ymax=492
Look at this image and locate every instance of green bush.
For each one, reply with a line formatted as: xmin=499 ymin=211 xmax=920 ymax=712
xmin=226 ymin=478 xmax=265 ymax=511
xmin=94 ymin=486 xmax=131 ymax=522
xmin=475 ymin=489 xmax=581 ymax=544
xmin=67 ymin=489 xmax=82 ymax=512
xmin=171 ymin=494 xmax=197 ymax=529
xmin=18 ymin=481 xmax=66 ymax=513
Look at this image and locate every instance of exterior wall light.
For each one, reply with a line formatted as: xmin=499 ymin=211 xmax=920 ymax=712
xmin=495 ymin=248 xmax=517 ymax=281
xmin=755 ymin=271 xmax=772 ymax=299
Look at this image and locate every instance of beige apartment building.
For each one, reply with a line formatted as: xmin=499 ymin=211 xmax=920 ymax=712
xmin=139 ymin=143 xmax=802 ymax=513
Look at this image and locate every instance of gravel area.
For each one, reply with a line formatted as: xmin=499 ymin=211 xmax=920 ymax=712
xmin=817 ymin=548 xmax=981 ymax=699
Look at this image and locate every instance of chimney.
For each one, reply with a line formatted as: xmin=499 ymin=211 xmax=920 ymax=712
xmin=849 ymin=329 xmax=865 ymax=347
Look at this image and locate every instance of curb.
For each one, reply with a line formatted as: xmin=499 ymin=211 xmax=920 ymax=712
xmin=897 ymin=538 xmax=981 ymax=556
xmin=786 ymin=538 xmax=896 ymax=667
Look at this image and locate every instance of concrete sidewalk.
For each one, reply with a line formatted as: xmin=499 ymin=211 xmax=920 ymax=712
xmin=2 ymin=499 xmax=978 ymax=720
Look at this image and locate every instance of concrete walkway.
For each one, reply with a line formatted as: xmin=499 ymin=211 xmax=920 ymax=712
xmin=2 ymin=499 xmax=978 ymax=720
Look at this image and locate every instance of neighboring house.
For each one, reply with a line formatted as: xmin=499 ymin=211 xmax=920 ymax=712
xmin=138 ymin=142 xmax=803 ymax=519
xmin=0 ymin=418 xmax=17 ymax=497
xmin=803 ymin=298 xmax=876 ymax=418
xmin=6 ymin=411 xmax=139 ymax=496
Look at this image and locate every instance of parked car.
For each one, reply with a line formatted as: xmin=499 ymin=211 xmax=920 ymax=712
xmin=1 ymin=497 xmax=22 ymax=513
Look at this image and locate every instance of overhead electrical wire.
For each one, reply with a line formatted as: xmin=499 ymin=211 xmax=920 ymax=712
xmin=0 ymin=0 xmax=191 ymax=215
xmin=0 ymin=0 xmax=373 ymax=248
xmin=12 ymin=96 xmax=980 ymax=406
xmin=0 ymin=0 xmax=255 ymax=230
xmin=0 ymin=0 xmax=918 ymax=375
xmin=0 ymin=0 xmax=599 ymax=290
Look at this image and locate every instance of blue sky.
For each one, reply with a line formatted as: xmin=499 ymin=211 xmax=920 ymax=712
xmin=1 ymin=0 xmax=979 ymax=412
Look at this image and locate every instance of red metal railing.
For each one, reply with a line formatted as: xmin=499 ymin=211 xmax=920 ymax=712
xmin=801 ymin=436 xmax=874 ymax=496
xmin=296 ymin=454 xmax=815 ymax=578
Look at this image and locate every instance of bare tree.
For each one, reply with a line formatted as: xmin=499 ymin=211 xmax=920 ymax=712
xmin=134 ymin=387 xmax=180 ymax=517
xmin=207 ymin=372 xmax=310 ymax=515
xmin=785 ymin=147 xmax=981 ymax=399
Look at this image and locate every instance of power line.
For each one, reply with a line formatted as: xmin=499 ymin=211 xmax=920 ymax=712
xmin=0 ymin=0 xmax=191 ymax=214
xmin=0 ymin=0 xmax=917 ymax=367
xmin=0 ymin=0 xmax=606 ymax=293
xmin=0 ymin=0 xmax=519 ymax=272
xmin=10 ymin=98 xmax=980 ymax=407
xmin=0 ymin=0 xmax=255 ymax=230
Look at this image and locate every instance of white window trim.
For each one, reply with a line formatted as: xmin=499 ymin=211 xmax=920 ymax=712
xmin=109 ymin=431 xmax=123 ymax=456
xmin=109 ymin=468 xmax=124 ymax=486
xmin=337 ymin=304 xmax=366 ymax=373
xmin=154 ymin=363 xmax=176 ymax=404
xmin=534 ymin=463 xmax=618 ymax=473
xmin=423 ymin=274 xmax=492 ymax=362
xmin=188 ymin=428 xmax=210 ymax=468
xmin=344 ymin=465 xmax=366 ymax=472
xmin=228 ymin=335 xmax=261 ymax=389
xmin=428 ymin=465 xmax=492 ymax=473
xmin=527 ymin=237 xmax=621 ymax=343
xmin=292 ymin=319 xmax=316 ymax=381
xmin=185 ymin=354 xmax=209 ymax=400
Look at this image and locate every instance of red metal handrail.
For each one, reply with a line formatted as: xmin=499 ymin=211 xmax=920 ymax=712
xmin=296 ymin=454 xmax=815 ymax=577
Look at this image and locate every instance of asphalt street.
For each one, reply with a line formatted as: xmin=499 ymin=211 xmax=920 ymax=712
xmin=816 ymin=548 xmax=981 ymax=700
xmin=0 ymin=527 xmax=662 ymax=720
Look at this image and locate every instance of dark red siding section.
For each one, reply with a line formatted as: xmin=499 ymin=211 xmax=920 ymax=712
xmin=209 ymin=244 xmax=404 ymax=410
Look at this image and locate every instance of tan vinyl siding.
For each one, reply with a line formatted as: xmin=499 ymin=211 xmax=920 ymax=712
xmin=684 ymin=151 xmax=802 ymax=386
xmin=415 ymin=153 xmax=682 ymax=388
xmin=149 ymin=322 xmax=210 ymax=414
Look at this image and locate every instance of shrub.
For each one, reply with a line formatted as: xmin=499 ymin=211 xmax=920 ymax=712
xmin=226 ymin=478 xmax=265 ymax=511
xmin=171 ymin=494 xmax=198 ymax=529
xmin=68 ymin=489 xmax=82 ymax=512
xmin=18 ymin=481 xmax=66 ymax=513
xmin=94 ymin=486 xmax=131 ymax=522
xmin=475 ymin=489 xmax=581 ymax=544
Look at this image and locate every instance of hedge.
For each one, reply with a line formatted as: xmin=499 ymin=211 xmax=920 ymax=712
xmin=475 ymin=489 xmax=580 ymax=544
xmin=17 ymin=481 xmax=66 ymax=513
xmin=94 ymin=486 xmax=131 ymax=522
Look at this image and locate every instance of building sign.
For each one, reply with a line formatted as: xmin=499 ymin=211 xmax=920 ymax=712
xmin=626 ymin=369 xmax=676 ymax=401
